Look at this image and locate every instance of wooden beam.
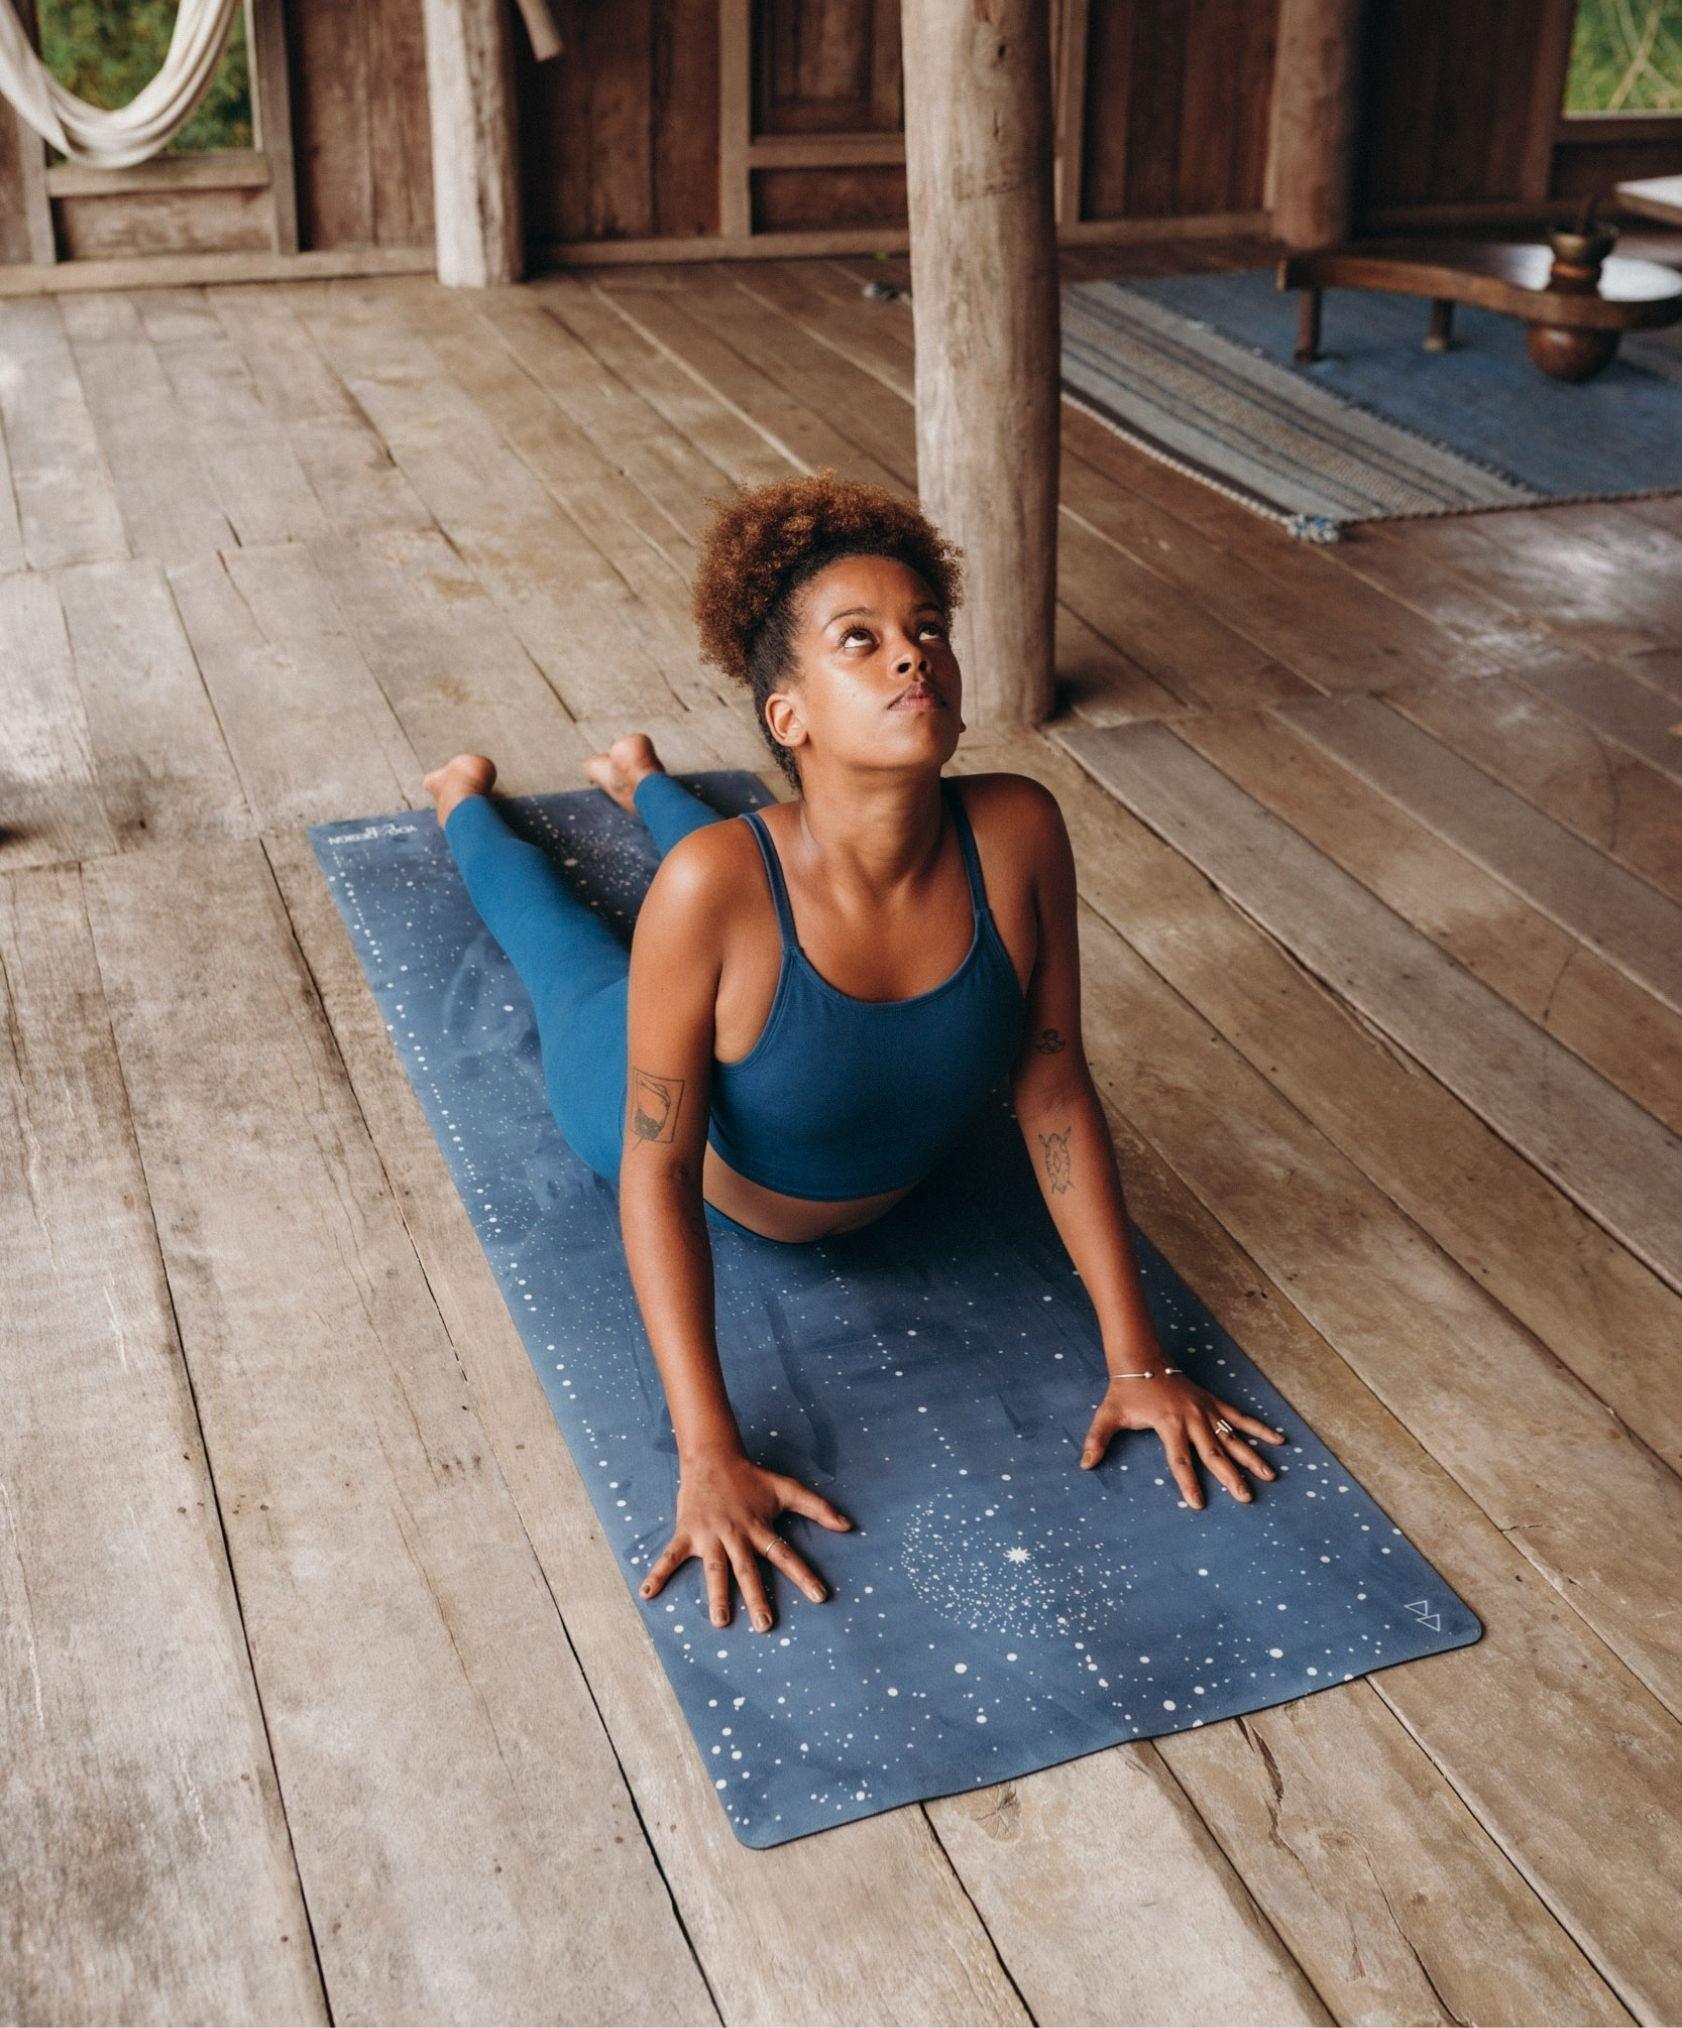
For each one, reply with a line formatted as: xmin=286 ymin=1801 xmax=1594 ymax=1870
xmin=4 ymin=0 xmax=56 ymax=266
xmin=1268 ymin=0 xmax=1366 ymax=248
xmin=1051 ymin=0 xmax=1090 ymax=228
xmin=420 ymin=0 xmax=522 ymax=286
xmin=901 ymin=0 xmax=1060 ymax=727
xmin=248 ymin=0 xmax=300 ymax=253
xmin=717 ymin=0 xmax=752 ymax=240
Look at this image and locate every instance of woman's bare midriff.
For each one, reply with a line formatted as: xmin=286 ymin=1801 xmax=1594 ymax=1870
xmin=701 ymin=1141 xmax=915 ymax=1242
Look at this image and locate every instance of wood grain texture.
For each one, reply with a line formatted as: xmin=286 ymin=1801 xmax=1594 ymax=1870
xmin=1 ymin=864 xmax=324 ymax=2024
xmin=267 ymin=815 xmax=1045 ymax=2027
xmin=82 ymin=837 xmax=715 ymax=2023
xmin=1057 ymin=718 xmax=1682 ymax=1300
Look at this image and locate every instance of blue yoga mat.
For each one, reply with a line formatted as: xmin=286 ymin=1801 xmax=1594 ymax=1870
xmin=310 ymin=772 xmax=1483 ymax=1849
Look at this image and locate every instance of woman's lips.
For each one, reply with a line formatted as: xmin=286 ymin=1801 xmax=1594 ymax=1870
xmin=891 ymin=690 xmax=945 ymax=710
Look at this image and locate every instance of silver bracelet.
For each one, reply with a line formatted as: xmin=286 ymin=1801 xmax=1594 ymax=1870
xmin=1108 ymin=1364 xmax=1181 ymax=1380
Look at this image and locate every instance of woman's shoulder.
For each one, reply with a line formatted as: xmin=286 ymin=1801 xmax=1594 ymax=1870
xmin=946 ymin=770 xmax=1066 ymax=849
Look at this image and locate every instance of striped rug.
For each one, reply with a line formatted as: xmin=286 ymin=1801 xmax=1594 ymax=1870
xmin=1061 ymin=267 xmax=1682 ymax=542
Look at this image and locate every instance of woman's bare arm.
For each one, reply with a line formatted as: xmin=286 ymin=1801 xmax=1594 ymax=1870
xmin=620 ymin=827 xmax=741 ymax=1459
xmin=622 ymin=823 xmax=853 ymax=1628
xmin=1000 ymin=778 xmax=1285 ymax=1505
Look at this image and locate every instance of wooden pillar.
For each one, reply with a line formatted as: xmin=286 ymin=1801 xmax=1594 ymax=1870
xmin=902 ymin=0 xmax=1060 ymax=728
xmin=1268 ymin=0 xmax=1366 ymax=249
xmin=421 ymin=0 xmax=523 ymax=286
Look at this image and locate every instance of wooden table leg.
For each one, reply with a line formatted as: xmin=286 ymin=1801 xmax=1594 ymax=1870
xmin=1295 ymin=285 xmax=1322 ymax=363
xmin=1425 ymin=296 xmax=1454 ymax=352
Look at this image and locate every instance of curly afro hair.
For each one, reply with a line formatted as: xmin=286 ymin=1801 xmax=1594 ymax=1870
xmin=691 ymin=467 xmax=966 ymax=791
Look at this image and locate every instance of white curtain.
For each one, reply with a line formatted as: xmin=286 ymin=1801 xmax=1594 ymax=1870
xmin=0 ymin=0 xmax=241 ymax=170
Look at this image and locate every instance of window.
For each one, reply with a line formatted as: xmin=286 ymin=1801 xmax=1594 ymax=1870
xmin=37 ymin=0 xmax=252 ymax=158
xmin=1564 ymin=0 xmax=1682 ymax=115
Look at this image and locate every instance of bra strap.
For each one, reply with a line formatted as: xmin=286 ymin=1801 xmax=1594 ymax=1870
xmin=943 ymin=777 xmax=992 ymax=917
xmin=742 ymin=809 xmax=800 ymax=953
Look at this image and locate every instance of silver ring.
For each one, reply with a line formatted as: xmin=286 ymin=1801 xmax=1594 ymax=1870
xmin=1213 ymin=1417 xmax=1233 ymax=1436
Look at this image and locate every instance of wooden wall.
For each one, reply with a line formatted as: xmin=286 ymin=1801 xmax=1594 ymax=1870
xmin=1080 ymin=0 xmax=1278 ymax=221
xmin=5 ymin=0 xmax=1682 ymax=276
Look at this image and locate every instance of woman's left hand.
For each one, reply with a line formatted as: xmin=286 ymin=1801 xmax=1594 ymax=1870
xmin=1079 ymin=1357 xmax=1286 ymax=1507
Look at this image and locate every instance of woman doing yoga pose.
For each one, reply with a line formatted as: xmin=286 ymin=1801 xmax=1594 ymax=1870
xmin=422 ymin=471 xmax=1284 ymax=1635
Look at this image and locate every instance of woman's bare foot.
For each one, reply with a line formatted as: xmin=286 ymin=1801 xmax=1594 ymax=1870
xmin=422 ymin=752 xmax=496 ymax=827
xmin=583 ymin=732 xmax=665 ymax=814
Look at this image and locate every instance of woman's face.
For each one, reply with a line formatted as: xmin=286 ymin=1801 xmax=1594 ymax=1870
xmin=765 ymin=554 xmax=962 ymax=778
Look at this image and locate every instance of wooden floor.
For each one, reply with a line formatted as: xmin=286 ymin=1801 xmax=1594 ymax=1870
xmin=5 ymin=238 xmax=1682 ymax=2026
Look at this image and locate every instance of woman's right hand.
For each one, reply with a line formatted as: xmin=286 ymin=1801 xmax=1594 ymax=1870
xmin=639 ymin=1449 xmax=854 ymax=1632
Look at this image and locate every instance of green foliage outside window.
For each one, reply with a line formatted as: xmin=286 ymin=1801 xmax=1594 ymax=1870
xmin=37 ymin=0 xmax=252 ymax=154
xmin=1566 ymin=0 xmax=1682 ymax=112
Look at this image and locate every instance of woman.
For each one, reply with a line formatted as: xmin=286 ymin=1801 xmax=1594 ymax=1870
xmin=423 ymin=471 xmax=1284 ymax=1636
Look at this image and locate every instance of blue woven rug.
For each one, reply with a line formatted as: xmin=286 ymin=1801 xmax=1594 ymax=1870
xmin=310 ymin=772 xmax=1483 ymax=1848
xmin=1062 ymin=264 xmax=1682 ymax=540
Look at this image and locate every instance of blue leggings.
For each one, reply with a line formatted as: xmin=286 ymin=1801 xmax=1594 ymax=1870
xmin=442 ymin=773 xmax=773 ymax=1243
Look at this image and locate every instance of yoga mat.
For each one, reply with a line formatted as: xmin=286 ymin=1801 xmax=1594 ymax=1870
xmin=310 ymin=772 xmax=1483 ymax=1850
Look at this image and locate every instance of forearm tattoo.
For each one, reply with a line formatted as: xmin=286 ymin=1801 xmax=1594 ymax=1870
xmin=1034 ymin=1026 xmax=1067 ymax=1054
xmin=630 ymin=1067 xmax=685 ymax=1142
xmin=1038 ymin=1125 xmax=1073 ymax=1193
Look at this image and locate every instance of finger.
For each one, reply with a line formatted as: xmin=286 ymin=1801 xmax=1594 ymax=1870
xmin=723 ymin=1531 xmax=777 ymax=1633
xmin=1212 ymin=1398 xmax=1287 ymax=1445
xmin=1188 ymin=1412 xmax=1252 ymax=1503
xmin=754 ymin=1530 xmax=825 ymax=1602
xmin=1079 ymin=1412 xmax=1116 ymax=1469
xmin=1211 ymin=1422 xmax=1277 ymax=1481
xmin=776 ymin=1479 xmax=854 ymax=1531
xmin=1162 ymin=1434 xmax=1204 ymax=1510
xmin=703 ymin=1547 xmax=733 ymax=1627
xmin=638 ymin=1536 xmax=687 ymax=1600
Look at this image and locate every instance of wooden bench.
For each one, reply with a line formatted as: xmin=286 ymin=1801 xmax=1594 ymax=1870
xmin=1277 ymin=233 xmax=1682 ymax=383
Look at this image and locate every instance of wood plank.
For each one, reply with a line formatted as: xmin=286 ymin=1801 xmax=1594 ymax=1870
xmin=1391 ymin=509 xmax=1682 ymax=660
xmin=1076 ymin=1056 xmax=1654 ymax=2022
xmin=166 ymin=546 xmax=417 ymax=827
xmin=1028 ymin=722 xmax=1682 ymax=1480
xmin=584 ymin=264 xmax=907 ymax=490
xmin=0 ymin=408 xmax=24 ymax=573
xmin=1055 ymin=719 xmax=1682 ymax=1299
xmin=468 ymin=282 xmax=723 ymax=561
xmin=961 ymin=733 xmax=1680 ymax=2019
xmin=58 ymin=293 xmax=236 ymax=566
xmin=0 ymin=572 xmax=119 ymax=870
xmin=283 ymin=278 xmax=682 ymax=718
xmin=0 ymin=299 xmax=128 ymax=571
xmin=530 ymin=275 xmax=793 ymax=492
xmin=381 ymin=278 xmax=709 ymax=704
xmin=204 ymin=283 xmax=433 ymax=536
xmin=82 ymin=837 xmax=715 ymax=2023
xmin=1507 ymin=650 xmax=1682 ymax=788
xmin=130 ymin=288 xmax=329 ymax=546
xmin=266 ymin=820 xmax=1054 ymax=2026
xmin=304 ymin=525 xmax=594 ymax=791
xmin=1178 ymin=699 xmax=1682 ymax=1138
xmin=1059 ymin=404 xmax=1506 ymax=696
xmin=1277 ymin=692 xmax=1682 ymax=1016
xmin=0 ymin=247 xmax=435 ymax=296
xmin=55 ymin=556 xmax=251 ymax=849
xmin=1 ymin=863 xmax=324 ymax=2026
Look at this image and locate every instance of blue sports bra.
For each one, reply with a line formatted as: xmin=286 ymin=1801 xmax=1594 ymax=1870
xmin=707 ymin=776 xmax=1027 ymax=1199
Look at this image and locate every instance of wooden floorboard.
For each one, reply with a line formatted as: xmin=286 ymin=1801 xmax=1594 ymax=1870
xmin=4 ymin=244 xmax=1681 ymax=2021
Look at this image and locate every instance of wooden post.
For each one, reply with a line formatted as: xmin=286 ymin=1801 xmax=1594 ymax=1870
xmin=901 ymin=0 xmax=1059 ymax=728
xmin=420 ymin=0 xmax=522 ymax=286
xmin=1267 ymin=0 xmax=1366 ymax=249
